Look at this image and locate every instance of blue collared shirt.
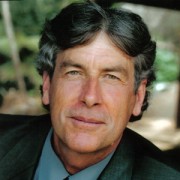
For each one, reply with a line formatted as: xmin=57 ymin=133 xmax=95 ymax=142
xmin=34 ymin=129 xmax=114 ymax=180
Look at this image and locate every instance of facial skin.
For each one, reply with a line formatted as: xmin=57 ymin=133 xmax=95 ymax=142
xmin=42 ymin=33 xmax=146 ymax=173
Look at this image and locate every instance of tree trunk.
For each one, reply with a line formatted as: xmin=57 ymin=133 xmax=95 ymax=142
xmin=1 ymin=1 xmax=26 ymax=95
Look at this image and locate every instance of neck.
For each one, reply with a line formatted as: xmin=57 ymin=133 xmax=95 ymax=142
xmin=52 ymin=133 xmax=120 ymax=174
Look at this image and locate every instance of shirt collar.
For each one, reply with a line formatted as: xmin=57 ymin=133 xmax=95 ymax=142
xmin=35 ymin=128 xmax=114 ymax=180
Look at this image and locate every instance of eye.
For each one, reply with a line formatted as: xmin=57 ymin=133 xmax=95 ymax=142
xmin=105 ymin=74 xmax=120 ymax=80
xmin=66 ymin=70 xmax=80 ymax=76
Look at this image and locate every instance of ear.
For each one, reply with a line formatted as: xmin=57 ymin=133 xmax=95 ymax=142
xmin=132 ymin=80 xmax=147 ymax=116
xmin=42 ymin=71 xmax=51 ymax=105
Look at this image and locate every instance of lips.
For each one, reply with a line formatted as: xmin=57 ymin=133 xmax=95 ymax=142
xmin=70 ymin=116 xmax=105 ymax=125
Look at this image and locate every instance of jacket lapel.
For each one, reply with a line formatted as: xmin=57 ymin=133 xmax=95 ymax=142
xmin=98 ymin=129 xmax=135 ymax=179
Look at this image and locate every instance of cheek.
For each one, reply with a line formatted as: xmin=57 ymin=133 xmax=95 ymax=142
xmin=102 ymin=84 xmax=135 ymax=119
xmin=49 ymin=79 xmax=82 ymax=111
xmin=49 ymin=81 xmax=72 ymax=130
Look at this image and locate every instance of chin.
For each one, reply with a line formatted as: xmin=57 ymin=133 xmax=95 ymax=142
xmin=66 ymin=134 xmax=104 ymax=154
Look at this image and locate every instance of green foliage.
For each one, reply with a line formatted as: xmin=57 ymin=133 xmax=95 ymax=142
xmin=0 ymin=20 xmax=5 ymax=35
xmin=9 ymin=0 xmax=82 ymax=35
xmin=0 ymin=61 xmax=14 ymax=80
xmin=155 ymin=49 xmax=179 ymax=82
xmin=0 ymin=37 xmax=10 ymax=56
xmin=9 ymin=0 xmax=59 ymax=35
xmin=0 ymin=57 xmax=41 ymax=96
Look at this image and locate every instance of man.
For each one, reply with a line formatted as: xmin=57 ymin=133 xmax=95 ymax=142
xmin=0 ymin=1 xmax=179 ymax=180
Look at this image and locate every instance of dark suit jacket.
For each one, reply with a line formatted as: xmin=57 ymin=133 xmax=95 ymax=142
xmin=0 ymin=114 xmax=179 ymax=180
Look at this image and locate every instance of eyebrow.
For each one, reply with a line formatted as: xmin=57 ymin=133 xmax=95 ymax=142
xmin=59 ymin=59 xmax=83 ymax=70
xmin=102 ymin=66 xmax=128 ymax=77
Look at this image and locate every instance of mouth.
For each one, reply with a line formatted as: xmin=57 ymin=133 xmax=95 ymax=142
xmin=69 ymin=116 xmax=105 ymax=126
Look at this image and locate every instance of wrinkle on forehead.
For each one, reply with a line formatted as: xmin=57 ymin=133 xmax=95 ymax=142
xmin=78 ymin=32 xmax=132 ymax=62
xmin=62 ymin=32 xmax=131 ymax=60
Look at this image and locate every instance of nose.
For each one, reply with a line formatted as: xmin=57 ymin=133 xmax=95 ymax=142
xmin=80 ymin=78 xmax=102 ymax=108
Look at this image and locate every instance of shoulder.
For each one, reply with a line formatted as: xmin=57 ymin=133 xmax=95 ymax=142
xmin=0 ymin=114 xmax=51 ymax=179
xmin=124 ymin=128 xmax=162 ymax=158
xmin=133 ymin=155 xmax=180 ymax=179
xmin=0 ymin=113 xmax=51 ymax=126
xmin=124 ymin=128 xmax=180 ymax=179
xmin=0 ymin=113 xmax=51 ymax=153
xmin=0 ymin=113 xmax=51 ymax=133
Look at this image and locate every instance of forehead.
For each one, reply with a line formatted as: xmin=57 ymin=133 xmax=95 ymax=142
xmin=56 ymin=32 xmax=133 ymax=69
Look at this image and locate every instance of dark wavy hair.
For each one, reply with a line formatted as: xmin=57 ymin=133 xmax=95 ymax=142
xmin=36 ymin=1 xmax=156 ymax=121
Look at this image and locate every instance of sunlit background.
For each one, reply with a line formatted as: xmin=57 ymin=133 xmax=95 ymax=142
xmin=0 ymin=0 xmax=179 ymax=163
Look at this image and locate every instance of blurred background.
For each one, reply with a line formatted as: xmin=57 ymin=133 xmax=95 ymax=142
xmin=0 ymin=0 xmax=180 ymax=169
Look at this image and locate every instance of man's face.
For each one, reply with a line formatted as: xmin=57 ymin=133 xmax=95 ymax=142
xmin=42 ymin=33 xmax=146 ymax=154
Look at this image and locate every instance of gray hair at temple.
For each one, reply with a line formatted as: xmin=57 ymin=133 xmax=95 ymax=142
xmin=36 ymin=1 xmax=156 ymax=121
